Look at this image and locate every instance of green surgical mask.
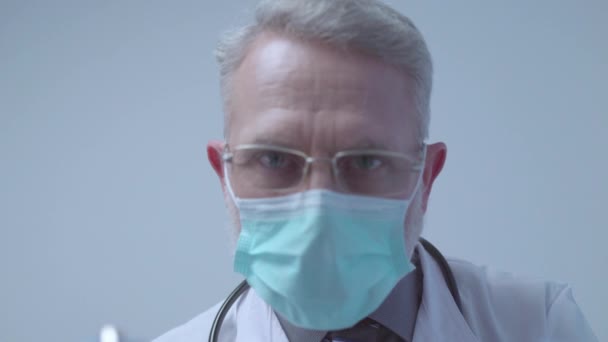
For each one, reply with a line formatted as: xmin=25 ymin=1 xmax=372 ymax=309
xmin=226 ymin=173 xmax=422 ymax=330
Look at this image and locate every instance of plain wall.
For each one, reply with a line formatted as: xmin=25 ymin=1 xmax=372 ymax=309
xmin=1 ymin=1 xmax=606 ymax=341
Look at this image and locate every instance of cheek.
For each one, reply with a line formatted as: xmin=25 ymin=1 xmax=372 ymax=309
xmin=224 ymin=192 xmax=242 ymax=242
xmin=404 ymin=190 xmax=425 ymax=234
xmin=401 ymin=191 xmax=424 ymax=257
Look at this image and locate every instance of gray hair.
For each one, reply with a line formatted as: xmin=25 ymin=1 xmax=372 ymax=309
xmin=215 ymin=0 xmax=433 ymax=141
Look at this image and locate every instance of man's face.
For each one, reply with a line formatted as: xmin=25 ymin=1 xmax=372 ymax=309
xmin=208 ymin=32 xmax=446 ymax=254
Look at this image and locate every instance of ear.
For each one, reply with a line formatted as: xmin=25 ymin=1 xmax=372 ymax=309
xmin=420 ymin=142 xmax=447 ymax=212
xmin=207 ymin=140 xmax=225 ymax=189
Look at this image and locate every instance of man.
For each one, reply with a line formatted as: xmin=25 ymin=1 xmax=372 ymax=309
xmin=155 ymin=0 xmax=597 ymax=341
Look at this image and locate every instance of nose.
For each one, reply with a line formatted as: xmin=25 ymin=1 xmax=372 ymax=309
xmin=305 ymin=159 xmax=339 ymax=192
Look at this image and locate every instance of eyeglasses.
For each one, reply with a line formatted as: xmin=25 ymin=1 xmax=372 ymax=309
xmin=223 ymin=143 xmax=426 ymax=197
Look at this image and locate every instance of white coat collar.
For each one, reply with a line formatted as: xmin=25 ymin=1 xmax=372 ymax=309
xmin=412 ymin=242 xmax=479 ymax=342
xmin=227 ymin=241 xmax=480 ymax=342
xmin=229 ymin=287 xmax=288 ymax=342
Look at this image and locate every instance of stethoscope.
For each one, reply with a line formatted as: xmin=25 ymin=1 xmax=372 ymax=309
xmin=209 ymin=238 xmax=462 ymax=342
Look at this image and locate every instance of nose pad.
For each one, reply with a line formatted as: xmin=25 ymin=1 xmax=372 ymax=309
xmin=305 ymin=160 xmax=338 ymax=192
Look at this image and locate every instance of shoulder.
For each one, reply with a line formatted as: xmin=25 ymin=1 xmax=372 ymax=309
xmin=447 ymin=257 xmax=561 ymax=311
xmin=152 ymin=301 xmax=222 ymax=342
xmin=447 ymin=258 xmax=597 ymax=341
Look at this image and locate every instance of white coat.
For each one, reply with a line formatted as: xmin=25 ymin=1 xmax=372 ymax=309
xmin=154 ymin=243 xmax=598 ymax=342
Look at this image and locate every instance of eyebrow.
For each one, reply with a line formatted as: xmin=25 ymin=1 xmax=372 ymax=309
xmin=244 ymin=137 xmax=403 ymax=153
xmin=342 ymin=138 xmax=393 ymax=151
xmin=246 ymin=137 xmax=303 ymax=150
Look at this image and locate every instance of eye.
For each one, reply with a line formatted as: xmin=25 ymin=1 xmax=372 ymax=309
xmin=351 ymin=155 xmax=383 ymax=170
xmin=258 ymin=151 xmax=289 ymax=169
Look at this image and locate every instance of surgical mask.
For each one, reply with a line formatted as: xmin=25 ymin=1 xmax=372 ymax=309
xmin=225 ymin=173 xmax=422 ymax=330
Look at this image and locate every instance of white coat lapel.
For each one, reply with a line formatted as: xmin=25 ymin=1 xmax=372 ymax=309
xmin=233 ymin=288 xmax=289 ymax=342
xmin=413 ymin=243 xmax=480 ymax=342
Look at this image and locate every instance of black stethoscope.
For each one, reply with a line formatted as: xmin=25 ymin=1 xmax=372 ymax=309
xmin=209 ymin=238 xmax=461 ymax=342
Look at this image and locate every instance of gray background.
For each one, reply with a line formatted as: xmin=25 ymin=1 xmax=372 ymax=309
xmin=1 ymin=1 xmax=606 ymax=341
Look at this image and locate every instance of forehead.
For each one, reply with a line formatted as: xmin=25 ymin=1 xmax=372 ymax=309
xmin=228 ymin=32 xmax=419 ymax=151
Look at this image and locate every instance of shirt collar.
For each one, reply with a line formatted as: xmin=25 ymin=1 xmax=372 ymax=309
xmin=276 ymin=251 xmax=422 ymax=342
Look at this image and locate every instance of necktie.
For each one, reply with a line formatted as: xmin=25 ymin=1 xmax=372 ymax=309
xmin=321 ymin=318 xmax=405 ymax=342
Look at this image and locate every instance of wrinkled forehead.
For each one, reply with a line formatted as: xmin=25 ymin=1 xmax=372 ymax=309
xmin=228 ymin=32 xmax=420 ymax=152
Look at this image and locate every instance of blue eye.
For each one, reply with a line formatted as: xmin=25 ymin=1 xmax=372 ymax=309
xmin=259 ymin=151 xmax=288 ymax=169
xmin=352 ymin=155 xmax=383 ymax=170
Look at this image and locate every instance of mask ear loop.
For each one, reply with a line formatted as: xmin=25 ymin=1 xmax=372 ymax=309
xmin=404 ymin=144 xmax=427 ymax=201
xmin=398 ymin=144 xmax=427 ymax=271
xmin=223 ymin=157 xmax=240 ymax=206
